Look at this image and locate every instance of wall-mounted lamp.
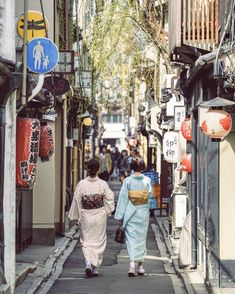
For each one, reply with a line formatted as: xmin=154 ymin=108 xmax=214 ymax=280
xmin=79 ymin=110 xmax=94 ymax=127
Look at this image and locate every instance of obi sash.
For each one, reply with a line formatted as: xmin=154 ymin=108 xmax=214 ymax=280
xmin=81 ymin=194 xmax=104 ymax=209
xmin=128 ymin=190 xmax=149 ymax=206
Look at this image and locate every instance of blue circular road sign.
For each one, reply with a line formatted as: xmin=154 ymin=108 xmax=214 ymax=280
xmin=27 ymin=37 xmax=59 ymax=74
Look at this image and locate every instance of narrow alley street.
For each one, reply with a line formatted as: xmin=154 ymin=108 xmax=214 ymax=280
xmin=36 ymin=182 xmax=186 ymax=294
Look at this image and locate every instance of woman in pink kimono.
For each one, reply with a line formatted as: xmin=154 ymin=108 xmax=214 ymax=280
xmin=68 ymin=159 xmax=115 ymax=278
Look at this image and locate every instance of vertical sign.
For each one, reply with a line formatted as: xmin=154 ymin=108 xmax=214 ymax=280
xmin=163 ymin=131 xmax=179 ymax=163
xmin=160 ymin=155 xmax=173 ymax=199
xmin=174 ymin=106 xmax=186 ymax=130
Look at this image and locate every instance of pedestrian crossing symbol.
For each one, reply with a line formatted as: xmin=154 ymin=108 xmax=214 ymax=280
xmin=27 ymin=37 xmax=59 ymax=74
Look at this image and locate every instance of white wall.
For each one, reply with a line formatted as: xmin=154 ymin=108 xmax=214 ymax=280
xmin=219 ymin=132 xmax=235 ymax=259
xmin=1 ymin=0 xmax=16 ymax=292
xmin=4 ymin=94 xmax=16 ymax=293
xmin=33 ymin=122 xmax=56 ymax=233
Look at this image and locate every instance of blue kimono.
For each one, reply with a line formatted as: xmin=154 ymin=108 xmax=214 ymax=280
xmin=114 ymin=174 xmax=152 ymax=262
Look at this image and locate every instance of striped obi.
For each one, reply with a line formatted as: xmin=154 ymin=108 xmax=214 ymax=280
xmin=81 ymin=194 xmax=104 ymax=210
xmin=128 ymin=190 xmax=149 ymax=206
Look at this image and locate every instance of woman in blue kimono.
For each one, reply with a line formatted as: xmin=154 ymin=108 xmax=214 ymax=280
xmin=114 ymin=156 xmax=151 ymax=277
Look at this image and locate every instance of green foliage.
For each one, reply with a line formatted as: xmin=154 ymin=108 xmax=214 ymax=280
xmin=84 ymin=0 xmax=170 ymax=106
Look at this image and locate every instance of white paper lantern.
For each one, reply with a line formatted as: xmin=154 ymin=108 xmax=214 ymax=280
xmin=201 ymin=109 xmax=232 ymax=139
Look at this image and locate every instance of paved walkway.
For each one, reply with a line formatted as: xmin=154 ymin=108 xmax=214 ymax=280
xmin=42 ymin=181 xmax=186 ymax=294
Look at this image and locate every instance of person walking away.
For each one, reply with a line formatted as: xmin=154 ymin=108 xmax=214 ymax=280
xmin=68 ymin=159 xmax=115 ymax=277
xmin=96 ymin=145 xmax=112 ymax=181
xmin=114 ymin=156 xmax=151 ymax=277
xmin=110 ymin=146 xmax=120 ymax=180
xmin=117 ymin=149 xmax=131 ymax=183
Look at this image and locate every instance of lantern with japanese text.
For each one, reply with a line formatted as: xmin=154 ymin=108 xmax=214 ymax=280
xmin=178 ymin=153 xmax=192 ymax=173
xmin=39 ymin=122 xmax=54 ymax=161
xmin=181 ymin=118 xmax=192 ymax=141
xmin=163 ymin=131 xmax=180 ymax=163
xmin=201 ymin=109 xmax=232 ymax=139
xmin=16 ymin=118 xmax=40 ymax=189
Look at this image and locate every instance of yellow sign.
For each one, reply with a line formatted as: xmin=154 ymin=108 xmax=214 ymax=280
xmin=17 ymin=10 xmax=49 ymax=41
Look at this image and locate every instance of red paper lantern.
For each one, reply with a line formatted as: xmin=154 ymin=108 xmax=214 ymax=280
xmin=39 ymin=123 xmax=54 ymax=161
xmin=178 ymin=154 xmax=192 ymax=173
xmin=181 ymin=118 xmax=192 ymax=141
xmin=128 ymin=139 xmax=137 ymax=146
xmin=201 ymin=109 xmax=232 ymax=139
xmin=16 ymin=118 xmax=40 ymax=189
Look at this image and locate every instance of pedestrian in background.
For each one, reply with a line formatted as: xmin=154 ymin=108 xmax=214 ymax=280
xmin=117 ymin=149 xmax=131 ymax=183
xmin=96 ymin=145 xmax=112 ymax=181
xmin=68 ymin=159 xmax=115 ymax=278
xmin=110 ymin=146 xmax=120 ymax=180
xmin=114 ymin=155 xmax=151 ymax=277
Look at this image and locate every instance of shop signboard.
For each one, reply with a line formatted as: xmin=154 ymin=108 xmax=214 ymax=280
xmin=163 ymin=131 xmax=179 ymax=163
xmin=43 ymin=76 xmax=70 ymax=96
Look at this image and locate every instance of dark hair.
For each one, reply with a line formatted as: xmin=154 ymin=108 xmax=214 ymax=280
xmin=100 ymin=145 xmax=106 ymax=152
xmin=130 ymin=155 xmax=144 ymax=172
xmin=87 ymin=159 xmax=100 ymax=177
xmin=121 ymin=149 xmax=128 ymax=156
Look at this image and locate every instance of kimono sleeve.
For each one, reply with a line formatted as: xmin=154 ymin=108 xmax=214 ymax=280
xmin=103 ymin=181 xmax=115 ymax=216
xmin=114 ymin=179 xmax=129 ymax=221
xmin=68 ymin=182 xmax=82 ymax=221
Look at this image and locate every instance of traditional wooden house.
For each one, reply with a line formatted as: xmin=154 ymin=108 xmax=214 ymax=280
xmin=168 ymin=0 xmax=235 ymax=289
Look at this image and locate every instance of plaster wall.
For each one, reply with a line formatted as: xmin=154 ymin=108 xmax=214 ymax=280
xmin=4 ymin=94 xmax=16 ymax=293
xmin=1 ymin=0 xmax=16 ymax=292
xmin=219 ymin=132 xmax=235 ymax=260
xmin=33 ymin=121 xmax=56 ymax=243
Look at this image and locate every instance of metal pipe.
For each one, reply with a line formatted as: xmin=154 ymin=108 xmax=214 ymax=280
xmin=191 ymin=109 xmax=198 ymax=269
xmin=17 ymin=74 xmax=45 ymax=114
xmin=28 ymin=74 xmax=45 ymax=101
xmin=0 ymin=106 xmax=7 ymax=284
xmin=21 ymin=0 xmax=28 ymax=106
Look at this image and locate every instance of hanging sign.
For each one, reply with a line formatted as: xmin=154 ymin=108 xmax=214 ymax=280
xmin=16 ymin=118 xmax=40 ymax=189
xmin=43 ymin=76 xmax=70 ymax=96
xmin=17 ymin=10 xmax=49 ymax=41
xmin=54 ymin=50 xmax=75 ymax=74
xmin=163 ymin=131 xmax=179 ymax=163
xmin=174 ymin=106 xmax=186 ymax=130
xmin=27 ymin=37 xmax=59 ymax=74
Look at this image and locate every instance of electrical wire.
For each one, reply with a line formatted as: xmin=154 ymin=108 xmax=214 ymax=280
xmin=215 ymin=0 xmax=235 ymax=76
xmin=39 ymin=0 xmax=49 ymax=38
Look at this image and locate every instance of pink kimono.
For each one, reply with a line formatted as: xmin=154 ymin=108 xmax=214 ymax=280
xmin=68 ymin=176 xmax=114 ymax=267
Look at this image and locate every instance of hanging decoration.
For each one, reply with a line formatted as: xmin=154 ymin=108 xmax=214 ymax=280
xmin=39 ymin=122 xmax=54 ymax=162
xmin=181 ymin=118 xmax=192 ymax=141
xmin=16 ymin=118 xmax=40 ymax=189
xmin=128 ymin=139 xmax=137 ymax=146
xmin=163 ymin=131 xmax=179 ymax=163
xmin=201 ymin=109 xmax=232 ymax=139
xmin=178 ymin=154 xmax=192 ymax=173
